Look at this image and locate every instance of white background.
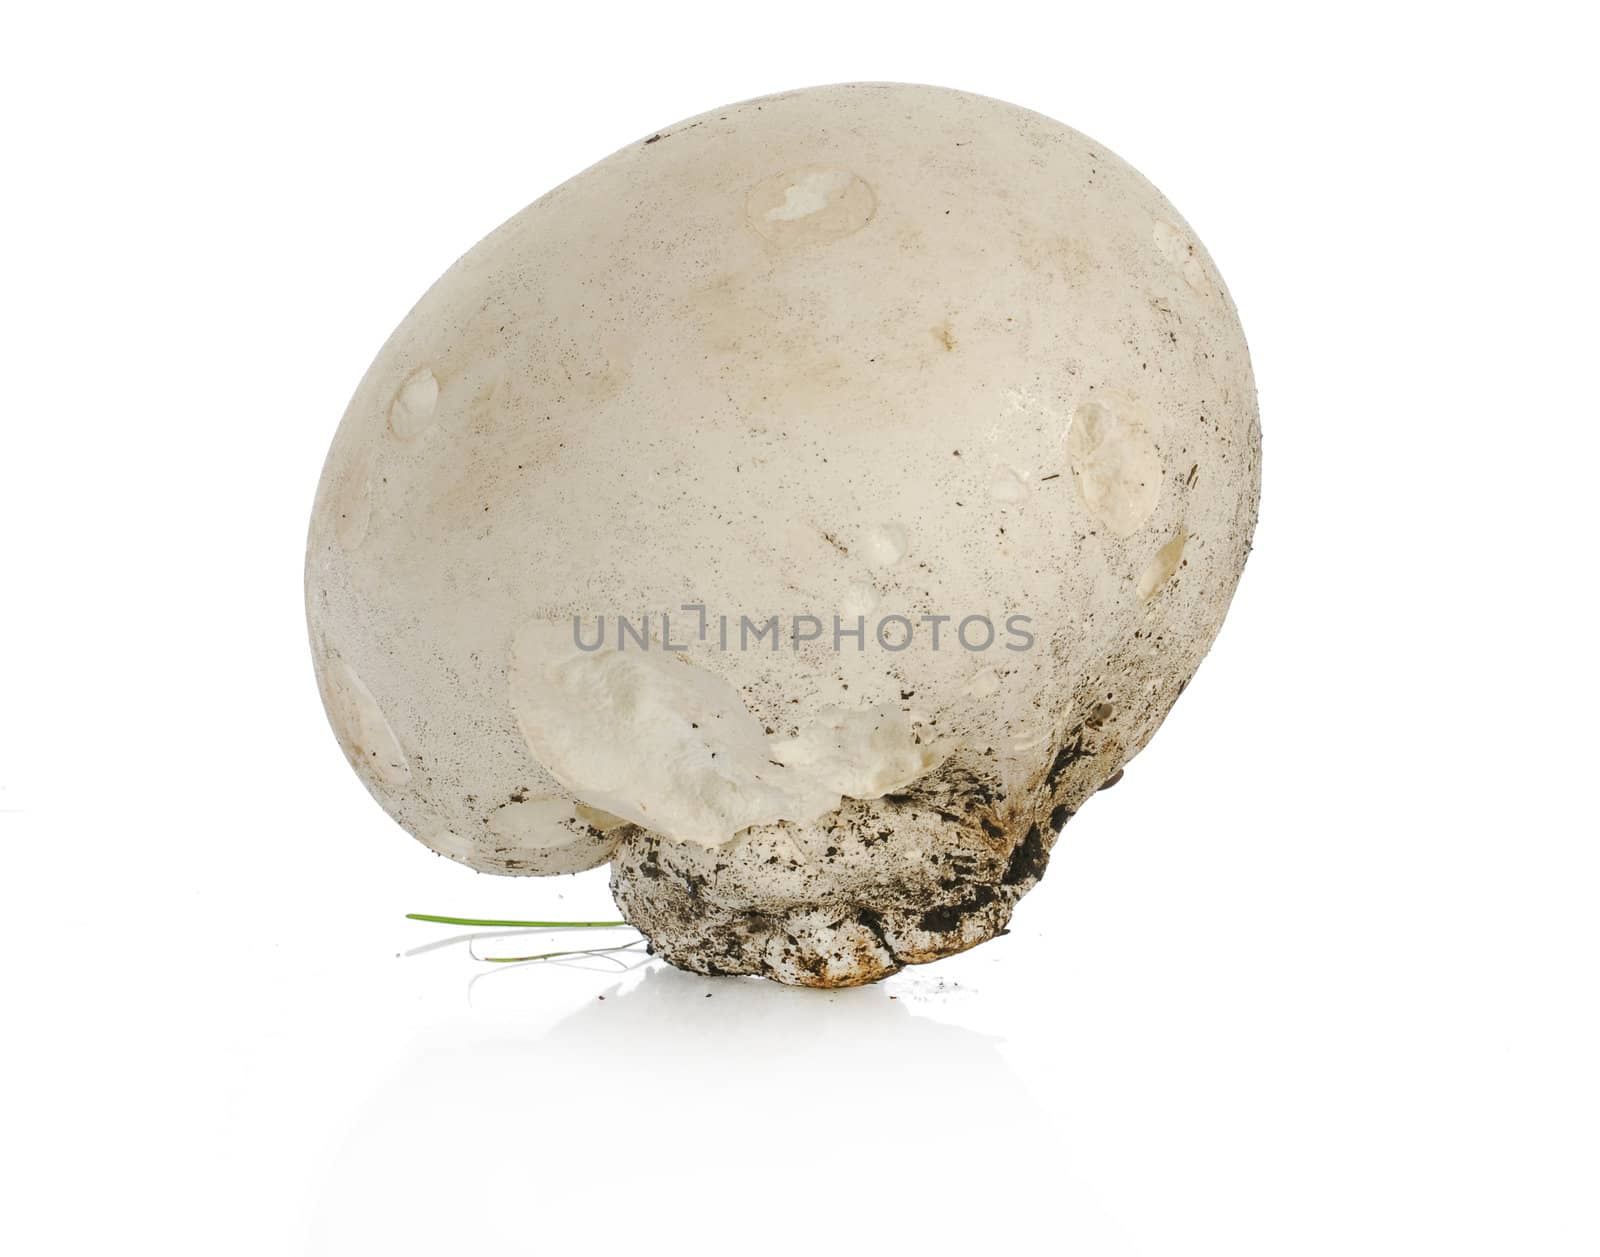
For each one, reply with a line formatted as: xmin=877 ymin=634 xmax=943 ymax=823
xmin=2 ymin=3 xmax=1596 ymax=1253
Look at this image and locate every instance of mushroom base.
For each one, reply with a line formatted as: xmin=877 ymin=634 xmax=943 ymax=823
xmin=608 ymin=748 xmax=1085 ymax=987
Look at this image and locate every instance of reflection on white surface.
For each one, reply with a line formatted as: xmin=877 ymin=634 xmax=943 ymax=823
xmin=305 ymin=957 xmax=1128 ymax=1254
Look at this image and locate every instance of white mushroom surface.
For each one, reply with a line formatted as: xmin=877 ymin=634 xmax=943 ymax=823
xmin=306 ymin=83 xmax=1260 ymax=985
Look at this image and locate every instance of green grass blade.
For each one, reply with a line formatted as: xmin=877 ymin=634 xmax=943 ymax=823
xmin=479 ymin=941 xmax=645 ymax=964
xmin=405 ymin=913 xmax=628 ymax=928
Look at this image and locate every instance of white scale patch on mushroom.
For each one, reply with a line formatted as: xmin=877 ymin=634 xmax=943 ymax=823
xmin=1066 ymin=393 xmax=1163 ymax=537
xmin=507 ymin=621 xmax=944 ymax=846
xmin=1152 ymin=218 xmax=1210 ymax=295
xmin=989 ymin=464 xmax=1029 ymax=503
xmin=766 ymin=169 xmax=854 ymax=220
xmin=861 ymin=522 xmax=910 ymax=567
xmin=747 ymin=166 xmax=876 ymax=246
xmin=332 ymin=450 xmax=375 ymax=551
xmin=322 ymin=658 xmax=409 ymax=787
xmin=1138 ymin=526 xmax=1189 ymax=601
xmin=488 ymin=796 xmax=627 ymax=849
xmin=840 ymin=581 xmax=879 ymax=620
xmin=388 ymin=367 xmax=439 ymax=440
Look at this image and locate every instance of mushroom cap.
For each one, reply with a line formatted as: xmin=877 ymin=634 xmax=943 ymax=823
xmin=306 ymin=84 xmax=1259 ymax=916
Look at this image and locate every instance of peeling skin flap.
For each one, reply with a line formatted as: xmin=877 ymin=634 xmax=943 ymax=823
xmin=509 ymin=621 xmax=944 ymax=845
xmin=767 ymin=705 xmax=946 ymax=801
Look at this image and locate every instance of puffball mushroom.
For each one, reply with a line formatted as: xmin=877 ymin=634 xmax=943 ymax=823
xmin=306 ymin=83 xmax=1260 ymax=987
